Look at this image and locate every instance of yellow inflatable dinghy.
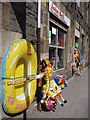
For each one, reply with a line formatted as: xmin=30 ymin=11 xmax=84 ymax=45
xmin=1 ymin=39 xmax=37 ymax=115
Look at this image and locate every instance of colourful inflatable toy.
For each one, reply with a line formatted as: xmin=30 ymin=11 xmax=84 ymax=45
xmin=72 ymin=62 xmax=77 ymax=74
xmin=73 ymin=43 xmax=84 ymax=75
xmin=74 ymin=48 xmax=79 ymax=61
xmin=75 ymin=43 xmax=78 ymax=48
xmin=42 ymin=79 xmax=67 ymax=110
xmin=41 ymin=60 xmax=67 ymax=111
xmin=55 ymin=74 xmax=67 ymax=89
xmin=1 ymin=39 xmax=37 ymax=115
xmin=41 ymin=97 xmax=54 ymax=110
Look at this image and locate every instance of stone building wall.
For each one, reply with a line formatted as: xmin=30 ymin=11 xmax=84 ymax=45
xmin=40 ymin=2 xmax=49 ymax=60
xmin=26 ymin=2 xmax=37 ymax=44
xmin=0 ymin=3 xmax=22 ymax=68
xmin=0 ymin=2 xmax=38 ymax=69
xmin=0 ymin=2 xmax=2 ymax=69
xmin=59 ymin=2 xmax=89 ymax=67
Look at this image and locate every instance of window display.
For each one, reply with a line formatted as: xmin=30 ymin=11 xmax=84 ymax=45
xmin=51 ymin=34 xmax=56 ymax=45
xmin=49 ymin=24 xmax=56 ymax=46
xmin=57 ymin=29 xmax=65 ymax=47
xmin=49 ymin=22 xmax=65 ymax=70
xmin=57 ymin=49 xmax=64 ymax=69
xmin=49 ymin=47 xmax=56 ymax=70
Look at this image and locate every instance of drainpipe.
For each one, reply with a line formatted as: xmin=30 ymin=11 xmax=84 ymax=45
xmin=37 ymin=0 xmax=41 ymax=65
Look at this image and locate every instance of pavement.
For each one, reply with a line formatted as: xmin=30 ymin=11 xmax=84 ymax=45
xmin=0 ymin=67 xmax=88 ymax=119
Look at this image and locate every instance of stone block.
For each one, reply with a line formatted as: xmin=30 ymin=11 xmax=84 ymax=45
xmin=0 ymin=3 xmax=2 ymax=29
xmin=62 ymin=2 xmax=69 ymax=8
xmin=40 ymin=38 xmax=44 ymax=45
xmin=2 ymin=29 xmax=22 ymax=57
xmin=43 ymin=39 xmax=49 ymax=53
xmin=26 ymin=26 xmax=36 ymax=37
xmin=9 ymin=19 xmax=22 ymax=33
xmin=44 ymin=12 xmax=48 ymax=25
xmin=26 ymin=2 xmax=37 ymax=15
xmin=2 ymin=3 xmax=24 ymax=34
xmin=2 ymin=3 xmax=10 ymax=29
xmin=0 ymin=104 xmax=2 ymax=120
xmin=26 ymin=16 xmax=36 ymax=28
xmin=40 ymin=44 xmax=44 ymax=53
xmin=26 ymin=12 xmax=37 ymax=20
xmin=26 ymin=35 xmax=37 ymax=43
xmin=42 ymin=25 xmax=48 ymax=39
xmin=0 ymin=29 xmax=2 ymax=58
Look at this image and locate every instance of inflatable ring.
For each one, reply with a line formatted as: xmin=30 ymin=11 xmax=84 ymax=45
xmin=1 ymin=39 xmax=37 ymax=115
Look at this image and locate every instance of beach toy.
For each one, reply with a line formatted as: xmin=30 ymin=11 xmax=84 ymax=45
xmin=1 ymin=39 xmax=37 ymax=115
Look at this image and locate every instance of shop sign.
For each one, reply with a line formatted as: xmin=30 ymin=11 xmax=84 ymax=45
xmin=75 ymin=28 xmax=80 ymax=38
xmin=49 ymin=1 xmax=70 ymax=27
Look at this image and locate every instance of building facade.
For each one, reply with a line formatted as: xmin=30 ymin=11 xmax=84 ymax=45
xmin=40 ymin=1 xmax=89 ymax=78
xmin=0 ymin=1 xmax=89 ymax=79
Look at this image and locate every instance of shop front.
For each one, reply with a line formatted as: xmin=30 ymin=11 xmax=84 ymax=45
xmin=48 ymin=1 xmax=70 ymax=75
xmin=49 ymin=22 xmax=65 ymax=70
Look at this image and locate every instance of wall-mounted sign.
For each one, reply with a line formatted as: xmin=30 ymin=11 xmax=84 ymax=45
xmin=75 ymin=28 xmax=80 ymax=38
xmin=49 ymin=1 xmax=70 ymax=27
xmin=52 ymin=27 xmax=56 ymax=35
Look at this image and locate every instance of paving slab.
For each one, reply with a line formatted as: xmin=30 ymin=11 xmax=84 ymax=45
xmin=74 ymin=111 xmax=88 ymax=118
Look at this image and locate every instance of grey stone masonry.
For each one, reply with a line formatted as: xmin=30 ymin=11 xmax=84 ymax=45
xmin=26 ymin=2 xmax=37 ymax=43
xmin=2 ymin=3 xmax=23 ymax=33
xmin=2 ymin=2 xmax=38 ymax=42
xmin=40 ymin=2 xmax=49 ymax=57
xmin=62 ymin=2 xmax=88 ymax=34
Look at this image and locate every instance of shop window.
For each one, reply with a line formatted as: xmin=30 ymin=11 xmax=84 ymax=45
xmin=57 ymin=49 xmax=64 ymax=69
xmin=57 ymin=29 xmax=65 ymax=47
xmin=49 ymin=26 xmax=56 ymax=46
xmin=49 ymin=22 xmax=65 ymax=71
xmin=51 ymin=34 xmax=56 ymax=45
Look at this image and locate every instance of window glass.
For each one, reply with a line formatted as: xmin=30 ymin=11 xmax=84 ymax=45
xmin=49 ymin=23 xmax=56 ymax=46
xmin=49 ymin=47 xmax=56 ymax=70
xmin=51 ymin=34 xmax=55 ymax=45
xmin=57 ymin=49 xmax=64 ymax=69
xmin=57 ymin=29 xmax=65 ymax=47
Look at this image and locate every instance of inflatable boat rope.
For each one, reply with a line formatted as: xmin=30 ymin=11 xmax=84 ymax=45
xmin=0 ymin=72 xmax=44 ymax=85
xmin=8 ymin=73 xmax=44 ymax=85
